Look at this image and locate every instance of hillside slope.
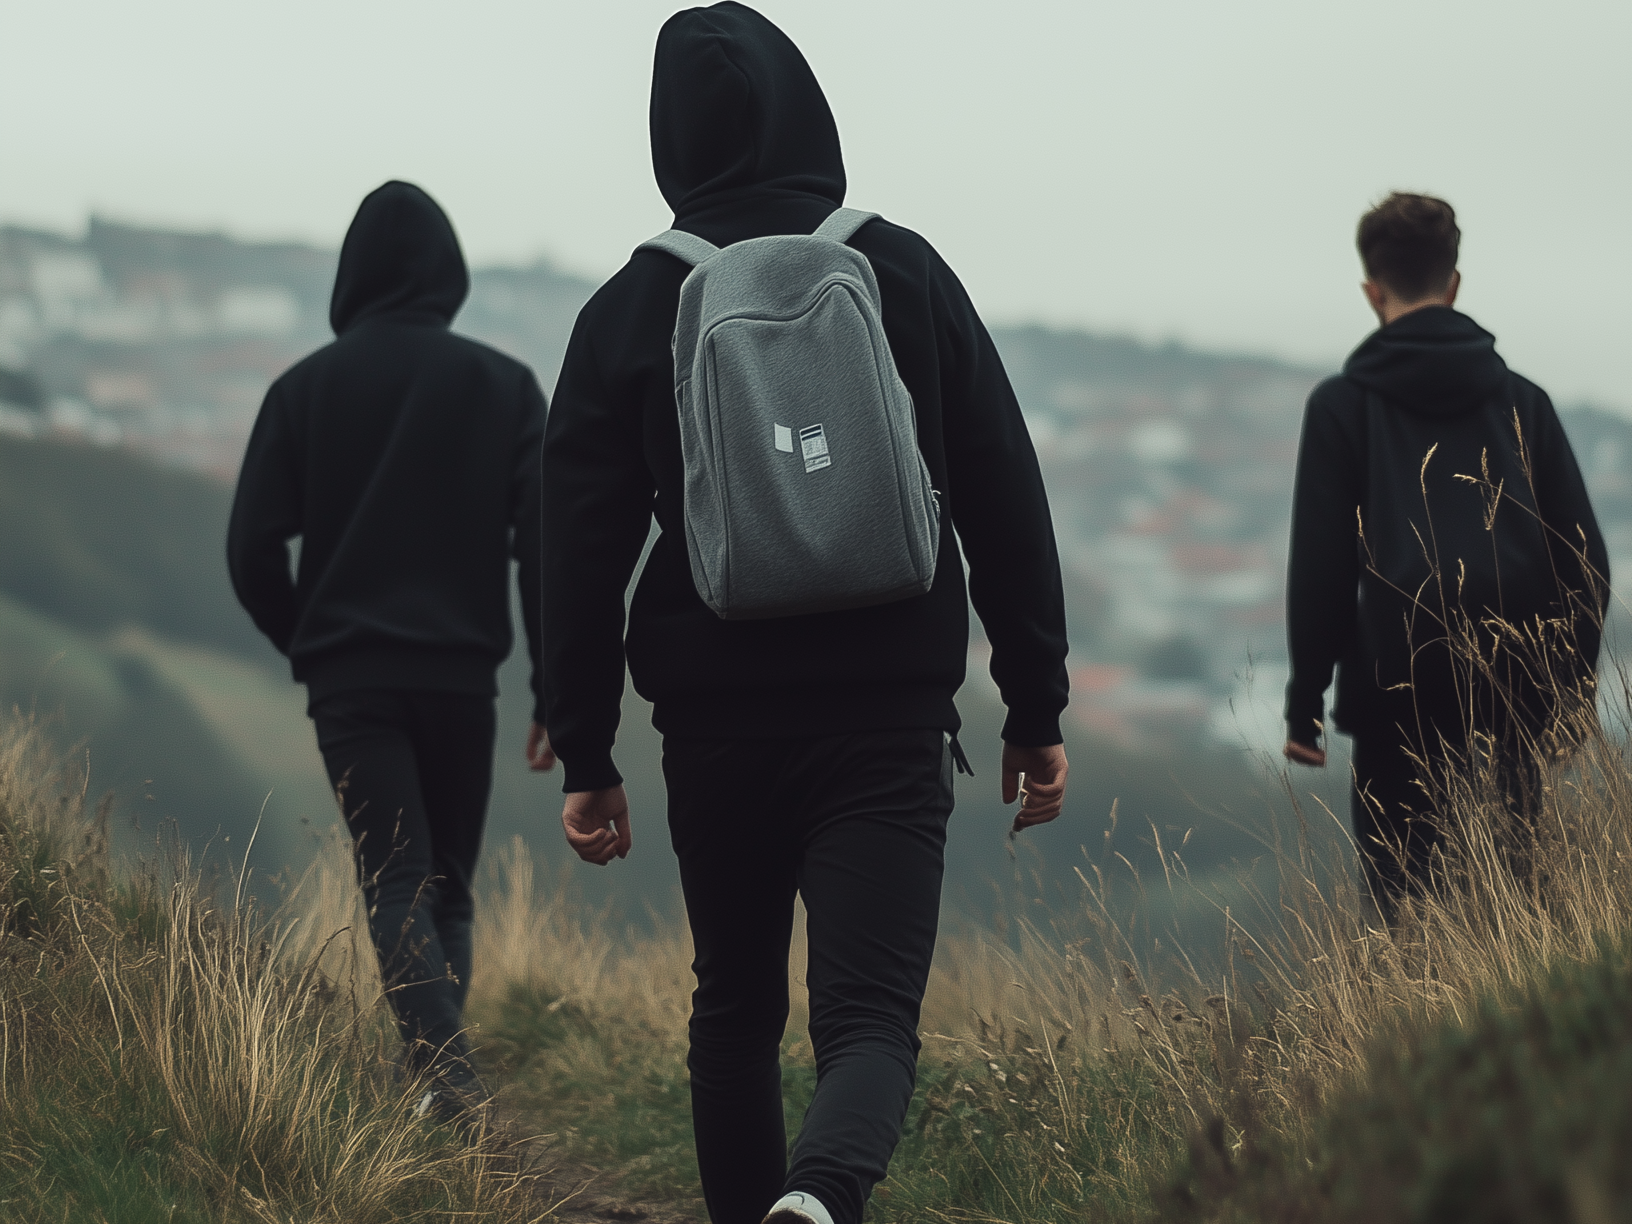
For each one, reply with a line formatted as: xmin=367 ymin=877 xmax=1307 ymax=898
xmin=0 ymin=431 xmax=1298 ymax=922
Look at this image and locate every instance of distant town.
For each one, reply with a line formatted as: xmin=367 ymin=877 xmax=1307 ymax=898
xmin=4 ymin=219 xmax=1629 ymax=755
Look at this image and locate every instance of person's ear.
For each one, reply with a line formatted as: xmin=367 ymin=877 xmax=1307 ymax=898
xmin=1362 ymin=279 xmax=1388 ymax=322
xmin=1444 ymin=270 xmax=1461 ymax=307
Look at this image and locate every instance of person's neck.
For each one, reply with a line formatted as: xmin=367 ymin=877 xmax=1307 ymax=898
xmin=1365 ymin=271 xmax=1460 ymax=327
xmin=1378 ymin=298 xmax=1452 ymax=327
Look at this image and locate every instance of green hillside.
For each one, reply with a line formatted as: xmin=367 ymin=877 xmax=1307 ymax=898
xmin=0 ymin=431 xmax=1316 ymax=928
xmin=0 ymin=435 xmax=272 ymax=658
xmin=0 ymin=435 xmax=323 ymax=872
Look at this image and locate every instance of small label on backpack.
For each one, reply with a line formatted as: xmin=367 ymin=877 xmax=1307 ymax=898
xmin=800 ymin=424 xmax=831 ymax=473
xmin=774 ymin=424 xmax=794 ymax=453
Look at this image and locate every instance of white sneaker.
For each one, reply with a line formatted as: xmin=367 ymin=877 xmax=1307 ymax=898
xmin=763 ymin=1191 xmax=835 ymax=1224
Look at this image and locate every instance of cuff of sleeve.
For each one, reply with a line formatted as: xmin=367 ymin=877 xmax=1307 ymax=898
xmin=1000 ymin=708 xmax=1065 ymax=748
xmin=561 ymin=752 xmax=623 ymax=794
xmin=1284 ymin=686 xmax=1325 ymax=748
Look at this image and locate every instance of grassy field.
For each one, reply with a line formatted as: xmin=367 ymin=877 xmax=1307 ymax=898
xmin=0 ymin=718 xmax=544 ymax=1223
xmin=457 ymin=608 xmax=1632 ymax=1222
xmin=7 ymin=642 xmax=1632 ymax=1223
xmin=462 ymin=758 xmax=1632 ymax=1224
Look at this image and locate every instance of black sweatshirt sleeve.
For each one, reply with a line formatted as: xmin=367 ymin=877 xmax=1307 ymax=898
xmin=226 ymin=384 xmax=304 ymax=655
xmin=1531 ymin=393 xmax=1611 ymax=672
xmin=511 ymin=373 xmax=548 ymax=724
xmin=540 ymin=313 xmax=657 ymax=792
xmin=935 ymin=259 xmax=1070 ymax=746
xmin=1284 ymin=386 xmax=1363 ymax=747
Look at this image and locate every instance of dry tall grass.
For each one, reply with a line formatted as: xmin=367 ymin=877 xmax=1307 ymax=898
xmin=472 ymin=837 xmax=697 ymax=1033
xmin=457 ymin=619 xmax=1632 ymax=1220
xmin=7 ymin=602 xmax=1625 ymax=1219
xmin=10 ymin=687 xmax=1612 ymax=1224
xmin=0 ymin=715 xmax=550 ymax=1224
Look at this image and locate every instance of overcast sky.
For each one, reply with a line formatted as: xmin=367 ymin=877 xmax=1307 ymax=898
xmin=4 ymin=0 xmax=1628 ymax=406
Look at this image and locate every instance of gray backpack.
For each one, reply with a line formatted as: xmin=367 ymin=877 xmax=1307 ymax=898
xmin=638 ymin=208 xmax=940 ymax=620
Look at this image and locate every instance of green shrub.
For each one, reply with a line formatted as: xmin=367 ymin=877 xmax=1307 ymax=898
xmin=1163 ymin=938 xmax=1632 ymax=1223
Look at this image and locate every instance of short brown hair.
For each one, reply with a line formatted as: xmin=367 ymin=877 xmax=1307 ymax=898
xmin=1357 ymin=192 xmax=1460 ymax=299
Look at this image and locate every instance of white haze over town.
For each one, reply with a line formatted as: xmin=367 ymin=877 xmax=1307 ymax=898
xmin=3 ymin=0 xmax=1629 ymax=410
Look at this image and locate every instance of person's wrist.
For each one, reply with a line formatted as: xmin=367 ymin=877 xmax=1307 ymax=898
xmin=561 ymin=751 xmax=622 ymax=794
xmin=1000 ymin=709 xmax=1065 ymax=748
xmin=1004 ymin=739 xmax=1065 ymax=756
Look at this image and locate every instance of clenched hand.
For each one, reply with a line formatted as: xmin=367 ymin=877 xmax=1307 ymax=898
xmin=1283 ymin=741 xmax=1327 ymax=768
xmin=561 ymin=785 xmax=632 ymax=866
xmin=1002 ymin=742 xmax=1068 ymax=832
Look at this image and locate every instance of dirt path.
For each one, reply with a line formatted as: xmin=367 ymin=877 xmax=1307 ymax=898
xmin=487 ymin=1104 xmax=703 ymax=1224
xmin=535 ymin=1175 xmax=701 ymax=1224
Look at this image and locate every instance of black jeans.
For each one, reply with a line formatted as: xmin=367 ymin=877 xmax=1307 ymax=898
xmin=664 ymin=730 xmax=953 ymax=1224
xmin=1351 ymin=732 xmax=1539 ymax=924
xmin=1350 ymin=735 xmax=1442 ymax=923
xmin=311 ymin=689 xmax=496 ymax=1078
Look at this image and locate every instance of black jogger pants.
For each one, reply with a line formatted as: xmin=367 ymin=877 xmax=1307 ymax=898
xmin=311 ymin=689 xmax=496 ymax=1078
xmin=663 ymin=729 xmax=954 ymax=1224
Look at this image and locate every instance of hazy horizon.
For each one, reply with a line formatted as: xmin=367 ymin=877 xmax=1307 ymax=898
xmin=5 ymin=0 xmax=1628 ymax=407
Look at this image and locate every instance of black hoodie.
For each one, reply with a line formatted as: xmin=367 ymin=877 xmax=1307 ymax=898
xmin=228 ymin=181 xmax=547 ymax=717
xmin=1284 ymin=306 xmax=1607 ymax=749
xmin=541 ymin=2 xmax=1070 ymax=792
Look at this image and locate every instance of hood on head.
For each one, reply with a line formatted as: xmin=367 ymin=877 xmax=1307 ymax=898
xmin=1343 ymin=306 xmax=1509 ymax=416
xmin=329 ymin=181 xmax=469 ymax=334
xmin=650 ymin=2 xmax=845 ymax=222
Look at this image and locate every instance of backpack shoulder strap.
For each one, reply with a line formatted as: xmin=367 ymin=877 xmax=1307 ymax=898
xmin=814 ymin=208 xmax=880 ymax=244
xmin=636 ymin=229 xmax=720 ymax=267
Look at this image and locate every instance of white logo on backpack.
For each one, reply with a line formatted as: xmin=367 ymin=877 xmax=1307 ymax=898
xmin=799 ymin=424 xmax=831 ymax=473
xmin=637 ymin=207 xmax=941 ymax=620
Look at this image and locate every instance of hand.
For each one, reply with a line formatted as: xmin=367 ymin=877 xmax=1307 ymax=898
xmin=1283 ymin=741 xmax=1327 ymax=768
xmin=561 ymin=785 xmax=632 ymax=866
xmin=526 ymin=722 xmax=557 ymax=772
xmin=1002 ymin=742 xmax=1068 ymax=832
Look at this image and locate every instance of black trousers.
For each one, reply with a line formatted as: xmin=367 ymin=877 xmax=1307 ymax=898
xmin=1350 ymin=732 xmax=1539 ymax=924
xmin=664 ymin=730 xmax=953 ymax=1224
xmin=1350 ymin=735 xmax=1442 ymax=922
xmin=311 ymin=689 xmax=496 ymax=1078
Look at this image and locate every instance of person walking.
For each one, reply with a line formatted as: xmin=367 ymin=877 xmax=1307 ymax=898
xmin=539 ymin=6 xmax=1071 ymax=1222
xmin=227 ymin=180 xmax=553 ymax=1120
xmin=1283 ymin=191 xmax=1608 ymax=922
